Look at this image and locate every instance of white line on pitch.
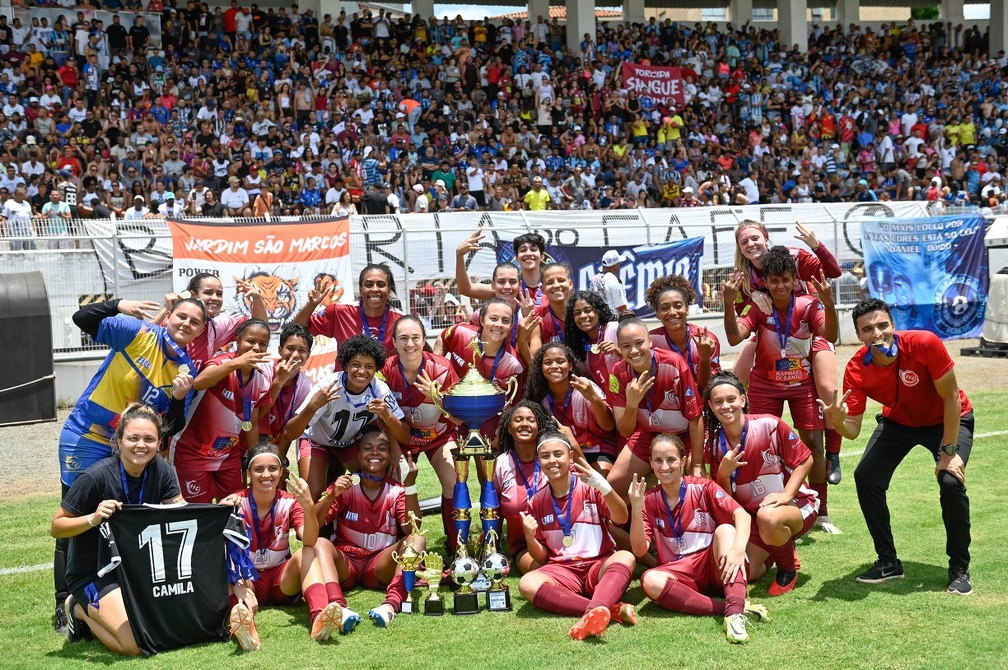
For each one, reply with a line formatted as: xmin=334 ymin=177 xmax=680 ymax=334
xmin=0 ymin=562 xmax=52 ymax=576
xmin=840 ymin=429 xmax=1007 ymax=459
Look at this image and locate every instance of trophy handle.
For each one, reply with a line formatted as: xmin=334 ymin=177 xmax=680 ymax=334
xmin=429 ymin=380 xmax=451 ymax=419
xmin=392 ymin=550 xmax=401 ymax=563
xmin=503 ymin=376 xmax=519 ymax=408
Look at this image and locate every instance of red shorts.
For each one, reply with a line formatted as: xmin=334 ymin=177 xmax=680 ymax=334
xmin=625 ymin=429 xmax=692 ymax=462
xmin=297 ymin=437 xmax=360 ymax=465
xmin=174 ymin=454 xmax=243 ymax=503
xmin=534 ymin=557 xmax=606 ymax=596
xmin=747 ymin=378 xmax=824 ymax=430
xmin=405 ymin=428 xmax=456 ymax=455
xmin=253 ymin=562 xmax=301 ymax=605
xmin=746 ymin=502 xmax=818 ymax=554
xmin=338 ymin=550 xmax=383 ymax=589
xmin=643 ymin=545 xmax=746 ymax=596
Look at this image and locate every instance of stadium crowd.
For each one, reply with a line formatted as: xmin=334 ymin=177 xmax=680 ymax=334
xmin=0 ymin=3 xmax=1008 ymax=246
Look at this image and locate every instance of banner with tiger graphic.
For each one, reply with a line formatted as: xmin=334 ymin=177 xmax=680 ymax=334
xmin=166 ymin=217 xmax=354 ymax=381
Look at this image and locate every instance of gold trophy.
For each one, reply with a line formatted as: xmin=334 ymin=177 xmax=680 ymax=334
xmin=481 ymin=529 xmax=512 ymax=612
xmin=421 ymin=552 xmax=445 ymax=616
xmin=391 ymin=512 xmax=424 ymax=614
xmin=450 ymin=531 xmax=482 ymax=615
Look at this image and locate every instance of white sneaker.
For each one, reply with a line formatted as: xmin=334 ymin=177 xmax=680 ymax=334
xmin=724 ymin=613 xmax=751 ymax=644
xmin=743 ymin=600 xmax=770 ymax=623
xmin=815 ymin=515 xmax=843 ymax=534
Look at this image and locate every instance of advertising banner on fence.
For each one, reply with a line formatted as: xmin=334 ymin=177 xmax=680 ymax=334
xmin=166 ymin=217 xmax=354 ymax=380
xmin=861 ymin=214 xmax=987 ymax=339
xmin=620 ymin=63 xmax=685 ymax=108
xmin=496 ymin=237 xmax=705 ymax=319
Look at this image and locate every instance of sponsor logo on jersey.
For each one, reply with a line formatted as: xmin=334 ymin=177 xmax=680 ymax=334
xmin=65 ymin=455 xmax=81 ymax=471
xmin=542 ymin=514 xmax=554 ymax=525
xmin=656 ymin=517 xmax=665 ymax=529
xmin=899 ymin=369 xmax=920 ymax=387
xmin=136 ymin=356 xmax=152 ymax=370
xmin=222 ymin=389 xmax=235 ymax=401
xmin=345 ymin=511 xmax=359 ymax=522
xmin=583 ymin=502 xmax=599 ymax=522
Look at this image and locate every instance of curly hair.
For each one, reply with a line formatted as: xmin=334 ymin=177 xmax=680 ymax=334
xmin=762 ymin=245 xmax=798 ymax=279
xmin=564 ymin=290 xmax=615 ymax=363
xmin=337 ymin=334 xmax=387 ymax=370
xmin=645 ymin=274 xmax=696 ymax=312
xmin=496 ymin=399 xmax=554 ymax=454
xmin=701 ymin=371 xmax=749 ymax=467
xmin=524 ymin=342 xmax=589 ymax=403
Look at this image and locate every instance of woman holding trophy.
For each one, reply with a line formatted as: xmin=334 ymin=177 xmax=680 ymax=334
xmin=313 ymin=426 xmax=424 ymax=629
xmin=493 ymin=400 xmax=553 ymax=574
xmin=381 ymin=315 xmax=461 ymax=554
xmin=518 ymin=430 xmax=638 ymax=640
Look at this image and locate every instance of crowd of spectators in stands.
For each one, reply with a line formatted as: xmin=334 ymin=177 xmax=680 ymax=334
xmin=2 ymin=1 xmax=1008 ymax=247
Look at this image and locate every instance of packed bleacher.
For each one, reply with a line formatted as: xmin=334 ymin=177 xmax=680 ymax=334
xmin=1 ymin=4 xmax=1007 ymax=240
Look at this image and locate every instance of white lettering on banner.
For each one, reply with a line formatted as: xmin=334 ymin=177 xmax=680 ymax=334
xmin=184 ymin=237 xmax=250 ymax=256
xmin=288 ymin=232 xmax=349 ymax=253
xmin=624 ymin=76 xmax=682 ymax=98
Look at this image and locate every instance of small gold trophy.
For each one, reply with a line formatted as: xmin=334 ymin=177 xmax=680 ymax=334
xmin=421 ymin=552 xmax=445 ymax=616
xmin=391 ymin=512 xmax=424 ymax=614
xmin=450 ymin=531 xmax=482 ymax=615
xmin=481 ymin=529 xmax=512 ymax=612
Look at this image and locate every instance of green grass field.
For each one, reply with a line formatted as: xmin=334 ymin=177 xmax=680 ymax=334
xmin=2 ymin=392 xmax=1007 ymax=670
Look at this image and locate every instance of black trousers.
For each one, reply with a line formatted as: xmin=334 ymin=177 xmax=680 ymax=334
xmin=854 ymin=412 xmax=973 ymax=573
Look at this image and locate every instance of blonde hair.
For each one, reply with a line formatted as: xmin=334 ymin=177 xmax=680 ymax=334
xmin=733 ymin=219 xmax=770 ymax=298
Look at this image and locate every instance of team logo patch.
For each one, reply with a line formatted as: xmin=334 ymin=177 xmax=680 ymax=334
xmin=899 ymin=369 xmax=920 ymax=387
xmin=656 ymin=517 xmax=665 ymax=529
xmin=542 ymin=514 xmax=554 ymax=525
xmin=788 ymin=431 xmax=797 ymax=440
xmin=185 ymin=480 xmax=203 ymax=497
xmin=583 ymin=502 xmax=599 ymax=522
xmin=64 ymin=455 xmax=81 ymax=471
xmin=345 ymin=511 xmax=359 ymax=521
xmin=762 ymin=451 xmax=781 ymax=466
xmin=693 ymin=509 xmax=710 ymax=527
xmin=715 ymin=489 xmax=725 ymax=499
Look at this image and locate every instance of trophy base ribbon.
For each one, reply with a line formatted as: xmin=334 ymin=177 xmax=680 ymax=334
xmin=453 ymin=590 xmax=481 ymax=615
xmin=486 ymin=587 xmax=512 ymax=612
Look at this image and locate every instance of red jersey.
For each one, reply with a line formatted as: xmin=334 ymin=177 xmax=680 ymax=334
xmin=649 ymin=322 xmax=722 ymax=384
xmin=173 ymin=353 xmax=272 ymax=469
xmin=528 ymin=477 xmax=616 ymax=564
xmin=540 ymin=381 xmax=617 ymax=457
xmin=379 ymin=352 xmax=458 ymax=451
xmin=607 ymin=347 xmax=702 ymax=434
xmin=709 ymin=414 xmax=818 ymax=515
xmin=843 ymin=331 xmax=971 ymax=427
xmin=308 ymin=302 xmax=402 ymax=358
xmin=237 ymin=489 xmax=304 ymax=571
xmin=738 ymin=293 xmax=825 ymax=387
xmin=176 ymin=313 xmax=246 ymax=372
xmin=324 ymin=480 xmax=407 ymax=558
xmin=493 ymin=451 xmax=548 ymax=552
xmin=534 ymin=302 xmax=567 ymax=344
xmin=257 ymin=366 xmax=314 ymax=442
xmin=584 ymin=321 xmax=620 ymax=388
xmin=640 ymin=476 xmax=741 ymax=564
xmin=744 ymin=245 xmax=841 ymax=301
xmin=441 ymin=322 xmax=525 ymax=388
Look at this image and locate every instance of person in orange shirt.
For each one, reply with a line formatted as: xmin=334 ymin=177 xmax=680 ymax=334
xmin=398 ymin=97 xmax=421 ymax=133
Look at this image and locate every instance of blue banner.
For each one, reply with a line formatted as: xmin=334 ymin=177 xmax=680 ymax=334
xmin=497 ymin=237 xmax=705 ymax=319
xmin=861 ymin=214 xmax=987 ymax=339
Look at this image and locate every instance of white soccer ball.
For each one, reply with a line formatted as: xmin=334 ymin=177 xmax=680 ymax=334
xmin=481 ymin=552 xmax=510 ymax=582
xmin=951 ymin=295 xmax=969 ymax=316
xmin=450 ymin=555 xmax=480 ymax=586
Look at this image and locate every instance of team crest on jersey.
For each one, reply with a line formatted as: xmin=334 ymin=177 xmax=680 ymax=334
xmin=798 ymin=322 xmax=809 ymax=334
xmin=693 ymin=509 xmax=710 ymax=527
xmin=762 ymin=450 xmax=781 ymax=466
xmin=575 ymin=409 xmax=587 ymax=424
xmin=715 ymin=489 xmax=725 ymax=499
xmin=542 ymin=514 xmax=555 ymax=525
xmin=583 ymin=502 xmax=599 ymax=522
xmin=664 ymin=390 xmax=680 ymax=409
xmin=383 ymin=395 xmax=397 ymax=411
xmin=788 ymin=431 xmax=797 ymax=440
xmin=274 ymin=526 xmax=286 ymax=540
xmin=64 ymin=455 xmax=81 ymax=471
xmin=899 ymin=369 xmax=920 ymax=387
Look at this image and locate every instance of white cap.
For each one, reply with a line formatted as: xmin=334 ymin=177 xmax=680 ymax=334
xmin=412 ymin=183 xmax=424 ymax=193
xmin=435 ymin=179 xmax=446 ymax=188
xmin=601 ymin=250 xmax=621 ymax=267
xmin=683 ymin=186 xmax=694 ymax=194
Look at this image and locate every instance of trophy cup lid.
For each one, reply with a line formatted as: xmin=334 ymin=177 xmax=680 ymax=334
xmin=446 ymin=366 xmax=505 ymax=397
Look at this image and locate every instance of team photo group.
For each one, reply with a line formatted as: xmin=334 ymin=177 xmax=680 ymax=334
xmin=51 ymin=218 xmax=974 ymax=656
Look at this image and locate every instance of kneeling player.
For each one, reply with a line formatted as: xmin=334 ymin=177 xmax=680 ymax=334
xmin=518 ymin=431 xmax=637 ymax=640
xmin=222 ymin=442 xmax=346 ymax=650
xmin=314 ymin=426 xmax=424 ymax=629
xmin=629 ymin=434 xmax=768 ymax=644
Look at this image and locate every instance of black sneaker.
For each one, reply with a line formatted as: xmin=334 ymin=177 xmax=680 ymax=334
xmin=826 ymin=452 xmax=842 ymax=485
xmin=947 ymin=570 xmax=973 ymax=595
xmin=54 ymin=601 xmax=68 ymax=636
xmin=855 ymin=559 xmax=905 ymax=584
xmin=64 ymin=595 xmax=93 ymax=642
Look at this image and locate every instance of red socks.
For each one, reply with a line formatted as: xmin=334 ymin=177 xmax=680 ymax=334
xmin=723 ymin=581 xmax=746 ymax=617
xmin=532 ymin=583 xmax=592 ymax=617
xmin=810 ymin=481 xmax=829 ymax=517
xmin=305 ymin=583 xmax=328 ymax=623
xmin=825 ymin=427 xmax=842 ymax=455
xmin=325 ymin=581 xmax=346 ymax=607
xmin=383 ymin=574 xmax=406 ymax=612
xmin=655 ymin=578 xmax=724 ymax=616
xmin=587 ymin=563 xmax=633 ymax=610
xmin=765 ymin=541 xmax=798 ymax=572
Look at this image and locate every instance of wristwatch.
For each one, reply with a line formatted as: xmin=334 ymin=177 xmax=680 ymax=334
xmin=940 ymin=443 xmax=958 ymax=456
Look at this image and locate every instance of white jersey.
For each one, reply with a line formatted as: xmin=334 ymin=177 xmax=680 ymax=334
xmin=298 ymin=371 xmax=404 ymax=447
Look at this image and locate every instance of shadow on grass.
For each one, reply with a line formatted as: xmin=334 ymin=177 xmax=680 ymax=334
xmin=810 ymin=561 xmax=951 ymax=602
xmin=47 ymin=635 xmax=238 ymax=662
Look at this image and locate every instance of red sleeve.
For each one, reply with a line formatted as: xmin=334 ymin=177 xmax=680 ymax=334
xmin=206 ymin=353 xmax=231 ymax=368
xmin=290 ymin=499 xmax=306 ymax=534
xmin=324 ymin=491 xmax=344 ymax=525
xmin=811 ymin=243 xmax=842 ymax=278
xmin=919 ymin=331 xmax=955 ymax=381
xmin=737 ymin=301 xmax=764 ymax=334
xmin=640 ymin=490 xmax=658 ymax=546
xmin=703 ymin=479 xmax=741 ymax=526
xmin=606 ymin=364 xmax=628 ymax=408
xmin=776 ymin=418 xmax=812 ymax=470
xmin=806 ymin=297 xmax=826 ymax=335
xmin=393 ymin=486 xmax=408 ymax=534
xmin=675 ymin=358 xmax=702 ymax=420
xmin=307 ymin=304 xmax=338 ymax=338
xmin=842 ymin=357 xmax=869 ymax=417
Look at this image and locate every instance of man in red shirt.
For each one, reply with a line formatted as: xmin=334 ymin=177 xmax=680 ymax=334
xmin=820 ymin=299 xmax=973 ymax=595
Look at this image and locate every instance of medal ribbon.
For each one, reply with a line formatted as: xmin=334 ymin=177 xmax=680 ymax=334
xmin=661 ymin=480 xmax=688 ymax=559
xmin=550 ymin=475 xmax=576 ymax=543
xmin=718 ymin=420 xmax=748 ymax=490
xmin=773 ymin=294 xmax=795 ymax=357
xmin=513 ymin=453 xmax=541 ymax=500
xmin=248 ymin=492 xmax=277 ymax=556
xmin=119 ymin=461 xmax=146 ymax=504
xmin=359 ymin=302 xmax=388 ymax=343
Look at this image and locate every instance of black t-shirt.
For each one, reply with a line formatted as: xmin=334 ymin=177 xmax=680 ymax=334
xmin=129 ymin=25 xmax=151 ymax=50
xmin=361 ymin=190 xmax=388 ymax=214
xmin=202 ymin=200 xmax=226 ymax=216
xmin=105 ymin=504 xmax=247 ymax=655
xmin=106 ymin=24 xmax=128 ymax=51
xmin=62 ymin=456 xmax=180 ymax=595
